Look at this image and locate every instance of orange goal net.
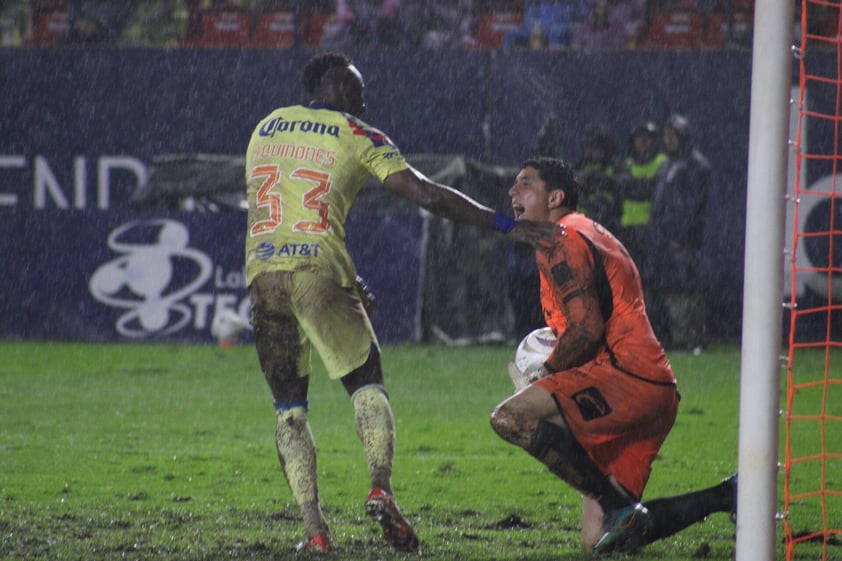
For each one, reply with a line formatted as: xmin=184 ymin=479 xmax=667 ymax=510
xmin=785 ymin=2 xmax=842 ymax=560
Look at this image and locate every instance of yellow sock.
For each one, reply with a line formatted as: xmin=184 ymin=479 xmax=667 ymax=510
xmin=275 ymin=406 xmax=326 ymax=534
xmin=352 ymin=384 xmax=395 ymax=491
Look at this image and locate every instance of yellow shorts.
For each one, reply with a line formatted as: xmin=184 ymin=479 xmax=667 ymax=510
xmin=249 ymin=270 xmax=379 ymax=380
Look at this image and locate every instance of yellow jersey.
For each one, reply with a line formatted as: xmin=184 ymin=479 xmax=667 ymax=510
xmin=245 ymin=103 xmax=409 ymax=287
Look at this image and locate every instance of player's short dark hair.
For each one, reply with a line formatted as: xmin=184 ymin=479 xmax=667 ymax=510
xmin=302 ymin=52 xmax=353 ymax=96
xmin=520 ymin=157 xmax=580 ymax=210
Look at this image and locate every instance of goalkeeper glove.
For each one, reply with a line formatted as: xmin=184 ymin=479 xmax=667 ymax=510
xmin=507 ymin=361 xmax=551 ymax=393
xmin=507 ymin=362 xmax=529 ymax=393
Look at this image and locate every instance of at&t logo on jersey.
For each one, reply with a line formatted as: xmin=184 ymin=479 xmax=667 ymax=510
xmin=255 ymin=241 xmax=321 ymax=260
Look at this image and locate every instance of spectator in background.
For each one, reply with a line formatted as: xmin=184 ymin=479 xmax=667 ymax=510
xmin=572 ymin=0 xmax=645 ymax=50
xmin=320 ymin=0 xmax=418 ymax=50
xmin=503 ymin=0 xmax=585 ymax=50
xmin=615 ymin=120 xmax=667 ymax=266
xmin=644 ymin=114 xmax=711 ymax=352
xmin=319 ymin=0 xmax=370 ymax=49
xmin=64 ymin=0 xmax=136 ymax=45
xmin=404 ymin=0 xmax=477 ymax=50
xmin=574 ymin=123 xmax=623 ymax=233
xmin=375 ymin=0 xmax=402 ymax=48
xmin=319 ymin=0 xmax=358 ymax=49
xmin=0 ymin=1 xmax=29 ymax=46
xmin=120 ymin=1 xmax=186 ymax=47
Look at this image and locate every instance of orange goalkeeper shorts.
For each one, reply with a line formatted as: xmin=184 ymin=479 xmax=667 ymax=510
xmin=533 ymin=360 xmax=679 ymax=500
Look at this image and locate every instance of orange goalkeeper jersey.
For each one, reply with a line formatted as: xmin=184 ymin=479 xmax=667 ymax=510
xmin=534 ymin=212 xmax=677 ymax=497
xmin=538 ymin=212 xmax=674 ymax=386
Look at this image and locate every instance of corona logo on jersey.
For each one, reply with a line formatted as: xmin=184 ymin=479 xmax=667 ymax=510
xmin=88 ymin=219 xmax=250 ymax=339
xmin=258 ymin=117 xmax=340 ymax=139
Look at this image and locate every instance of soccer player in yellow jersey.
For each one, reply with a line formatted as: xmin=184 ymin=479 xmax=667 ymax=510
xmin=244 ymin=52 xmax=556 ymax=553
xmin=491 ymin=157 xmax=736 ymax=555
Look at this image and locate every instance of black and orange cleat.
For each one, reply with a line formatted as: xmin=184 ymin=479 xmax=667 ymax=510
xmin=593 ymin=502 xmax=653 ymax=556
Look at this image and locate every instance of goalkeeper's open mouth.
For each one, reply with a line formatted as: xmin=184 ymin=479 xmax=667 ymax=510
xmin=512 ymin=203 xmax=525 ymax=220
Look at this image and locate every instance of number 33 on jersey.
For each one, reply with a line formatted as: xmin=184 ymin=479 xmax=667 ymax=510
xmin=244 ymin=103 xmax=409 ymax=288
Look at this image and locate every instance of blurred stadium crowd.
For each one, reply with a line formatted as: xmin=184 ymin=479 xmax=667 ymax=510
xmin=2 ymin=0 xmax=822 ymax=51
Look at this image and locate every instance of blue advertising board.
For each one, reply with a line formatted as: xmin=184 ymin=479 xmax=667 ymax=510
xmin=0 ymin=209 xmax=425 ymax=344
xmin=1 ymin=48 xmax=838 ymax=343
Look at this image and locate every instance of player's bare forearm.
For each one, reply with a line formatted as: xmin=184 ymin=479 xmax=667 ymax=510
xmin=384 ymin=167 xmax=493 ymax=223
xmin=384 ymin=168 xmax=557 ymax=246
xmin=546 ymin=324 xmax=601 ymax=372
xmin=384 ymin=168 xmax=490 ymax=221
xmin=545 ymin=273 xmax=606 ymax=372
xmin=424 ymin=181 xmax=495 ymax=223
xmin=507 ymin=220 xmax=560 ymax=248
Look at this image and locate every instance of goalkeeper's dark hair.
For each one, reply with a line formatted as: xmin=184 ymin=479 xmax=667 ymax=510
xmin=520 ymin=157 xmax=580 ymax=210
xmin=302 ymin=52 xmax=353 ymax=96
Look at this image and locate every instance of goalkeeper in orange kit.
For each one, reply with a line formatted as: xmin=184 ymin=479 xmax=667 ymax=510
xmin=490 ymin=156 xmax=737 ymax=555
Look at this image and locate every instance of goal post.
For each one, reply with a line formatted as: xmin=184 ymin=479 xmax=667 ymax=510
xmin=736 ymin=3 xmax=795 ymax=561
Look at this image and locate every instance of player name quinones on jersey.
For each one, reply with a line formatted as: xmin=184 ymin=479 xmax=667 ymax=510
xmin=251 ymin=142 xmax=336 ymax=168
xmin=259 ymin=117 xmax=340 ymax=138
xmin=255 ymin=241 xmax=321 ymax=261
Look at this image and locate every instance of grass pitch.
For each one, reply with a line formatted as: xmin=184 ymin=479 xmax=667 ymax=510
xmin=0 ymin=341 xmax=832 ymax=560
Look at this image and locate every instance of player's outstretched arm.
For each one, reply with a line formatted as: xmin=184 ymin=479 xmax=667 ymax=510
xmin=383 ymin=167 xmax=493 ymax=220
xmin=383 ymin=167 xmax=557 ymax=247
xmin=505 ymin=220 xmax=559 ymax=248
